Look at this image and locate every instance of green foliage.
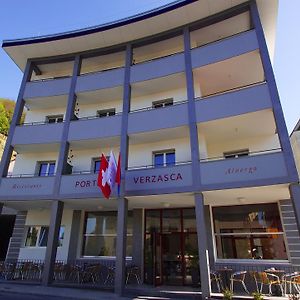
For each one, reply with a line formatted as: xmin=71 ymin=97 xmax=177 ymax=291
xmin=0 ymin=98 xmax=25 ymax=136
xmin=252 ymin=292 xmax=264 ymax=300
xmin=0 ymin=103 xmax=10 ymax=136
xmin=222 ymin=288 xmax=233 ymax=300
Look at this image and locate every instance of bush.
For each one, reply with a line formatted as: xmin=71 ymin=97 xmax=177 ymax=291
xmin=222 ymin=288 xmax=233 ymax=300
xmin=252 ymin=292 xmax=264 ymax=300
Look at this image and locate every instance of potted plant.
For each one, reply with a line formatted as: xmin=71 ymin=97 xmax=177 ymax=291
xmin=252 ymin=292 xmax=264 ymax=300
xmin=222 ymin=288 xmax=233 ymax=300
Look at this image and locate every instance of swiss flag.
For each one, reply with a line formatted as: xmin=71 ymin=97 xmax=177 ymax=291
xmin=97 ymin=154 xmax=111 ymax=199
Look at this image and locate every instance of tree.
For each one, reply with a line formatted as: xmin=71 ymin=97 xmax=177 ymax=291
xmin=0 ymin=103 xmax=10 ymax=136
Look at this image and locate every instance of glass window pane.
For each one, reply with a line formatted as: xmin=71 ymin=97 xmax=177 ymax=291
xmin=183 ymin=208 xmax=196 ymax=232
xmin=25 ymin=227 xmax=39 ymax=247
xmin=39 ymin=163 xmax=48 ymax=176
xmin=83 ymin=236 xmax=117 ymax=256
xmin=94 ymin=160 xmax=100 ymax=173
xmin=38 ymin=226 xmax=49 ymax=247
xmin=154 ymin=154 xmax=164 ymax=167
xmin=58 ymin=226 xmax=65 ymax=247
xmin=162 ymin=209 xmax=181 ymax=232
xmin=166 ymin=152 xmax=175 ymax=166
xmin=48 ymin=163 xmax=55 ymax=176
xmin=146 ymin=210 xmax=161 ymax=233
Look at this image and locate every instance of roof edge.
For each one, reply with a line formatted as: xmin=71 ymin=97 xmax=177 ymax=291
xmin=2 ymin=0 xmax=197 ymax=48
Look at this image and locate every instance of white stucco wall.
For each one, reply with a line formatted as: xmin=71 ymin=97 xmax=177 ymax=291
xmin=25 ymin=108 xmax=66 ymax=123
xmin=18 ymin=209 xmax=73 ymax=261
xmin=12 ymin=151 xmax=59 ymax=176
xmin=291 ymin=131 xmax=300 ymax=179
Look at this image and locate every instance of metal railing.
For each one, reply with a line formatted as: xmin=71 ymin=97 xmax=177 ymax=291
xmin=127 ymin=160 xmax=192 ymax=171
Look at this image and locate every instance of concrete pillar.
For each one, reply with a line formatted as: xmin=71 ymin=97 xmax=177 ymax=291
xmin=42 ymin=201 xmax=64 ymax=286
xmin=195 ymin=193 xmax=211 ymax=299
xmin=290 ymin=184 xmax=300 ymax=233
xmin=67 ymin=210 xmax=81 ymax=262
xmin=115 ymin=197 xmax=128 ymax=296
xmin=132 ymin=209 xmax=144 ymax=274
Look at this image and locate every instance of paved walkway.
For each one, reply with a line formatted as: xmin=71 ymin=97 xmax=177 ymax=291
xmin=0 ymin=283 xmax=132 ymax=300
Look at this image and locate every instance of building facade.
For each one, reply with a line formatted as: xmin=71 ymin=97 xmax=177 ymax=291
xmin=1 ymin=0 xmax=300 ymax=298
xmin=291 ymin=119 xmax=300 ymax=179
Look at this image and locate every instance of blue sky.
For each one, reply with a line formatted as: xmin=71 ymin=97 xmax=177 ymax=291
xmin=0 ymin=1 xmax=299 ymax=132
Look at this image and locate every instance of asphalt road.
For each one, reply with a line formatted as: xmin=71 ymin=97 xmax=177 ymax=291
xmin=0 ymin=292 xmax=74 ymax=300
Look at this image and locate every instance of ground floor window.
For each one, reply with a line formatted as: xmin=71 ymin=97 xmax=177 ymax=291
xmin=213 ymin=203 xmax=287 ymax=260
xmin=24 ymin=226 xmax=64 ymax=247
xmin=82 ymin=211 xmax=132 ymax=257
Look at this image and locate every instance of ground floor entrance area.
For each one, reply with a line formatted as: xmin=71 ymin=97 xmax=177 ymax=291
xmin=144 ymin=208 xmax=198 ymax=286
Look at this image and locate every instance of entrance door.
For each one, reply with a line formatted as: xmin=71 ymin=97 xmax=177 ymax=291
xmin=162 ymin=233 xmax=183 ymax=285
xmin=0 ymin=215 xmax=16 ymax=260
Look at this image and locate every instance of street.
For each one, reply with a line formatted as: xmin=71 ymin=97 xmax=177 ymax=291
xmin=0 ymin=292 xmax=74 ymax=300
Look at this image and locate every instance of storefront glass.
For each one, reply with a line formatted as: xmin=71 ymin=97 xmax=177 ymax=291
xmin=213 ymin=204 xmax=287 ymax=260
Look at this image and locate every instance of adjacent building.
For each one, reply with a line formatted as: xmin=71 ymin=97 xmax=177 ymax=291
xmin=1 ymin=0 xmax=300 ymax=298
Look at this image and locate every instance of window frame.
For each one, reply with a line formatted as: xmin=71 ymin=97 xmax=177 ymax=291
xmin=152 ymin=98 xmax=173 ymax=109
xmin=23 ymin=225 xmax=65 ymax=248
xmin=210 ymin=203 xmax=289 ymax=263
xmin=223 ymin=149 xmax=249 ymax=159
xmin=153 ymin=149 xmax=175 ymax=167
xmin=96 ymin=108 xmax=116 ymax=118
xmin=46 ymin=114 xmax=64 ymax=124
xmin=36 ymin=161 xmax=56 ymax=177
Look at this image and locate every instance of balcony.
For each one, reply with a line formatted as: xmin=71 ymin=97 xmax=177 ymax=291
xmin=125 ymin=163 xmax=193 ymax=195
xmin=68 ymin=114 xmax=122 ymax=141
xmin=195 ymin=83 xmax=271 ymax=122
xmin=12 ymin=122 xmax=64 ymax=145
xmin=0 ymin=176 xmax=55 ymax=199
xmin=191 ymin=30 xmax=258 ymax=69
xmin=128 ymin=101 xmax=188 ymax=134
xmin=24 ymin=77 xmax=71 ymax=99
xmin=200 ymin=150 xmax=289 ymax=189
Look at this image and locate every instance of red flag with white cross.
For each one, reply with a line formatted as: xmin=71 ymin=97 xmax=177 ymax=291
xmin=97 ymin=154 xmax=111 ymax=199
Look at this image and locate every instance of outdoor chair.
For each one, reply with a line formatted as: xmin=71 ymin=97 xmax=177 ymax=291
xmin=210 ymin=270 xmax=223 ymax=292
xmin=282 ymin=272 xmax=300 ymax=295
xmin=81 ymin=264 xmax=103 ymax=284
xmin=126 ymin=265 xmax=141 ymax=285
xmin=252 ymin=271 xmax=283 ymax=295
xmin=230 ymin=271 xmax=249 ymax=294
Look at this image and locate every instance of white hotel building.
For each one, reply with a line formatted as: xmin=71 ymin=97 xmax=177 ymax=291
xmin=1 ymin=0 xmax=300 ymax=298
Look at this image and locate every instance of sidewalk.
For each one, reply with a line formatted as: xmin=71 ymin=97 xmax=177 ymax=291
xmin=0 ymin=282 xmax=133 ymax=300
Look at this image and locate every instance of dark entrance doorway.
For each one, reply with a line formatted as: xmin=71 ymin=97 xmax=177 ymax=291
xmin=144 ymin=208 xmax=199 ymax=286
xmin=0 ymin=215 xmax=16 ymax=260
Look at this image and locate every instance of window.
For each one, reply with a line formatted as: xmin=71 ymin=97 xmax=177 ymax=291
xmin=24 ymin=226 xmax=64 ymax=247
xmin=153 ymin=150 xmax=175 ymax=167
xmin=46 ymin=115 xmax=63 ymax=124
xmin=213 ymin=204 xmax=287 ymax=260
xmin=224 ymin=149 xmax=249 ymax=159
xmin=97 ymin=108 xmax=116 ymax=118
xmin=92 ymin=156 xmax=109 ymax=174
xmin=38 ymin=161 xmax=55 ymax=176
xmin=152 ymin=98 xmax=173 ymax=109
xmin=82 ymin=211 xmax=132 ymax=257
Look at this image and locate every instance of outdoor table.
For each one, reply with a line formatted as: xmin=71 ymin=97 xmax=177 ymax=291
xmin=264 ymin=268 xmax=285 ymax=296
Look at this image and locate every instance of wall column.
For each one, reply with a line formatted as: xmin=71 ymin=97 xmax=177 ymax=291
xmin=290 ymin=184 xmax=300 ymax=234
xmin=0 ymin=61 xmax=32 ymax=179
xmin=53 ymin=55 xmax=81 ymax=196
xmin=42 ymin=201 xmax=64 ymax=285
xmin=115 ymin=197 xmax=128 ymax=295
xmin=184 ymin=27 xmax=211 ymax=298
xmin=250 ymin=1 xmax=298 ymax=182
xmin=132 ymin=209 xmax=144 ymax=276
xmin=114 ymin=44 xmax=132 ymax=295
xmin=67 ymin=210 xmax=81 ymax=262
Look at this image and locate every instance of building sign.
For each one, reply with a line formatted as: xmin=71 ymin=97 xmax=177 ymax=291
xmin=126 ymin=164 xmax=192 ymax=191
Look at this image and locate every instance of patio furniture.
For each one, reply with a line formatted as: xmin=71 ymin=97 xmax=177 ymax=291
xmin=81 ymin=264 xmax=103 ymax=284
xmin=217 ymin=267 xmax=233 ymax=289
xmin=282 ymin=272 xmax=300 ymax=295
xmin=252 ymin=271 xmax=283 ymax=295
xmin=210 ymin=270 xmax=223 ymax=292
xmin=126 ymin=265 xmax=141 ymax=285
xmin=104 ymin=266 xmax=115 ymax=285
xmin=230 ymin=271 xmax=249 ymax=294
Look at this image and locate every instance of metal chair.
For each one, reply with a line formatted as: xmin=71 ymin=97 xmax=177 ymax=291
xmin=126 ymin=265 xmax=141 ymax=285
xmin=282 ymin=272 xmax=300 ymax=295
xmin=230 ymin=271 xmax=249 ymax=294
xmin=210 ymin=270 xmax=223 ymax=292
xmin=252 ymin=271 xmax=283 ymax=295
